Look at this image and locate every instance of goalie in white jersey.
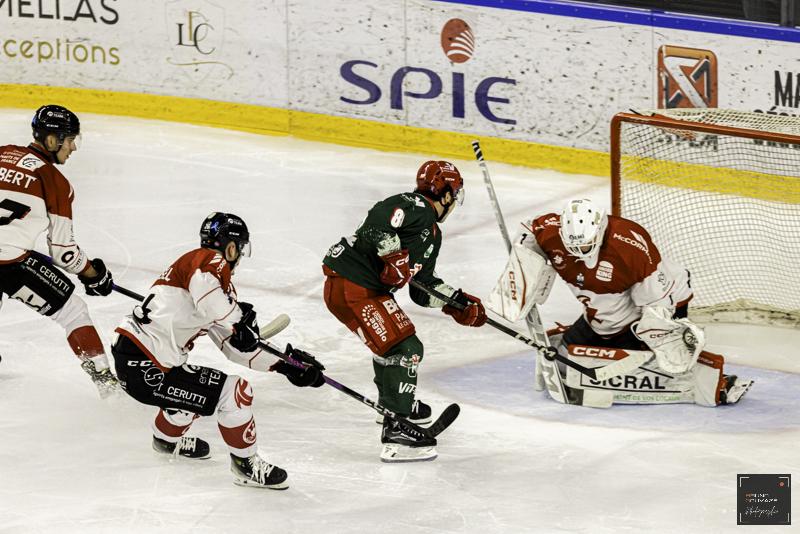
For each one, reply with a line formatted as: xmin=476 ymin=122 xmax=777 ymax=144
xmin=490 ymin=198 xmax=752 ymax=407
xmin=0 ymin=105 xmax=117 ymax=397
xmin=111 ymin=212 xmax=324 ymax=490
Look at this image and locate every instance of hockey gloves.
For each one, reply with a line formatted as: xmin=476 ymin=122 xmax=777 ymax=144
xmin=79 ymin=258 xmax=114 ymax=296
xmin=270 ymin=344 xmax=326 ymax=388
xmin=230 ymin=302 xmax=260 ymax=353
xmin=442 ymin=289 xmax=487 ymax=327
xmin=379 ymin=249 xmax=411 ymax=288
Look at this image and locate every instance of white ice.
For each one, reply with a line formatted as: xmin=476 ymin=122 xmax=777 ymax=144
xmin=0 ymin=110 xmax=796 ymax=533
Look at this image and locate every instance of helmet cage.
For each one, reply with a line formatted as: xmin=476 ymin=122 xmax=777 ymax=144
xmin=559 ymin=200 xmax=608 ymax=260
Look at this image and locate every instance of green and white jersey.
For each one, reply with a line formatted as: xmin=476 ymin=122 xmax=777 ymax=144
xmin=323 ymin=192 xmax=451 ymax=307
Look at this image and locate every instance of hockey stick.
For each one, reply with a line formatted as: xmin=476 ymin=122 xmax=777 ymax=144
xmin=258 ymin=340 xmax=460 ymax=439
xmin=471 ymin=141 xmax=551 ymax=371
xmin=410 ymin=279 xmax=647 ymax=382
xmin=258 ymin=313 xmax=291 ymax=340
xmin=471 ymin=142 xmax=548 ymax=336
xmin=112 ymin=284 xmax=145 ymax=301
xmin=41 ymin=254 xmax=149 ymax=303
xmin=472 ymin=140 xmax=512 ymax=252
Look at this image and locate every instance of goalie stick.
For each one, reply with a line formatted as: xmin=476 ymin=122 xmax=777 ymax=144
xmin=471 ymin=141 xmax=551 ymax=388
xmin=472 ymin=141 xmax=512 ymax=252
xmin=410 ymin=279 xmax=650 ymax=382
xmin=258 ymin=340 xmax=459 ymax=439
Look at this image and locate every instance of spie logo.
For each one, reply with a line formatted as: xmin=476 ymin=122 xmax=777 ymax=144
xmin=440 ymin=19 xmax=474 ymax=63
xmin=340 ymin=18 xmax=516 ymax=125
xmin=658 ymin=45 xmax=718 ymax=108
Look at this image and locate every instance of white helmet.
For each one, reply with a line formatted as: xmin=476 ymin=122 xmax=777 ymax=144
xmin=559 ymin=199 xmax=608 ymax=260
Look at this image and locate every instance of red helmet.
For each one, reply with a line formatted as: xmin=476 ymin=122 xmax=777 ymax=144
xmin=415 ymin=160 xmax=464 ymax=204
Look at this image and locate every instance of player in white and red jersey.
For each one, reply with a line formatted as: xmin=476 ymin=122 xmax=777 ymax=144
xmin=111 ymin=212 xmax=323 ymax=490
xmin=497 ymin=198 xmax=751 ymax=407
xmin=0 ymin=105 xmax=117 ymax=397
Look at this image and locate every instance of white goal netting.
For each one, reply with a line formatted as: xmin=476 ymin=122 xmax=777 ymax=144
xmin=613 ymin=109 xmax=800 ymax=327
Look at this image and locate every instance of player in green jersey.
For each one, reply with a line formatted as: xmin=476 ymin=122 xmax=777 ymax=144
xmin=322 ymin=160 xmax=486 ymax=462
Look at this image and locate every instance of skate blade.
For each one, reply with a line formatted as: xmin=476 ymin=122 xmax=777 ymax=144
xmin=375 ymin=415 xmax=433 ymax=425
xmin=232 ymin=475 xmax=289 ymax=490
xmin=380 ymin=444 xmax=437 ymax=463
xmin=152 ymin=445 xmax=212 ymax=461
xmin=726 ymin=379 xmax=754 ymax=405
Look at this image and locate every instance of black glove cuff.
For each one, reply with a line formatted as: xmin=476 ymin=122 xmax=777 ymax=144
xmin=274 ymin=361 xmax=325 ymax=388
xmin=449 ymin=288 xmax=469 ymax=308
xmin=285 ymin=344 xmax=326 ymax=371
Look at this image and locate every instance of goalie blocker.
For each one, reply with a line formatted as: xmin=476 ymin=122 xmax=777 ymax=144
xmin=488 ymin=243 xmax=556 ymax=323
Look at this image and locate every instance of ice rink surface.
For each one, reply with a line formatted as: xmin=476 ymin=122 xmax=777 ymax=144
xmin=0 ymin=110 xmax=797 ymax=533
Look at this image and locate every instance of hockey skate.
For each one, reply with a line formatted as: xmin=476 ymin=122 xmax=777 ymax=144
xmin=375 ymin=399 xmax=432 ymax=425
xmin=720 ymin=375 xmax=753 ymax=405
xmin=80 ymin=359 xmax=120 ymax=399
xmin=380 ymin=419 xmax=437 ymax=463
xmin=230 ymin=453 xmax=289 ymax=490
xmin=152 ymin=435 xmax=211 ymax=459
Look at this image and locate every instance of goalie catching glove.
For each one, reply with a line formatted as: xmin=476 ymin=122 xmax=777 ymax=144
xmin=442 ymin=289 xmax=487 ymax=327
xmin=270 ymin=344 xmax=326 ymax=388
xmin=633 ymin=306 xmax=705 ymax=374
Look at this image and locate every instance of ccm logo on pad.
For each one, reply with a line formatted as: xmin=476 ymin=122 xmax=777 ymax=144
xmin=569 ymin=345 xmax=626 ymax=360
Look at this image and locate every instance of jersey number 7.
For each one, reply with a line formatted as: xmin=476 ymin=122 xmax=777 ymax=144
xmin=0 ymin=198 xmax=31 ymax=226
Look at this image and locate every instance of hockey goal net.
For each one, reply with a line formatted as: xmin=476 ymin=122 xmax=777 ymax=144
xmin=611 ymin=109 xmax=800 ymax=327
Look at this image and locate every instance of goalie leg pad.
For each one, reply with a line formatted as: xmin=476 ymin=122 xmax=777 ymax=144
xmin=565 ymin=350 xmax=695 ymax=404
xmin=693 ymin=351 xmax=725 ymax=407
xmin=692 ymin=351 xmax=753 ymax=406
xmin=489 ymin=244 xmax=556 ymax=322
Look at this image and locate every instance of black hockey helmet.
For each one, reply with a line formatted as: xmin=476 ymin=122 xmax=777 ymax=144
xmin=32 ymin=104 xmax=81 ymax=145
xmin=200 ymin=212 xmax=251 ymax=259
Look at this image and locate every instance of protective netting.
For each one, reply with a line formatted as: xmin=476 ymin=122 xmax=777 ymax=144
xmin=614 ymin=109 xmax=800 ymax=327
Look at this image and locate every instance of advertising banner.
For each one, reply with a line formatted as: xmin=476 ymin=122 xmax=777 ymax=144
xmin=0 ymin=0 xmax=288 ymax=108
xmin=3 ymin=0 xmax=799 ymax=162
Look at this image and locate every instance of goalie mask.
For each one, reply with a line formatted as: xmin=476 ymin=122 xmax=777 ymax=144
xmin=559 ymin=199 xmax=608 ymax=261
xmin=415 ymin=160 xmax=464 ymax=222
xmin=200 ymin=212 xmax=251 ymax=266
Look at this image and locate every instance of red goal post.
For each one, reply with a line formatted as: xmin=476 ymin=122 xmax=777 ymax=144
xmin=611 ymin=109 xmax=800 ymax=327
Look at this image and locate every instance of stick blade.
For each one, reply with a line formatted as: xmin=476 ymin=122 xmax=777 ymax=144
xmin=427 ymin=403 xmax=460 ymax=437
xmin=259 ymin=313 xmax=291 ymax=339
